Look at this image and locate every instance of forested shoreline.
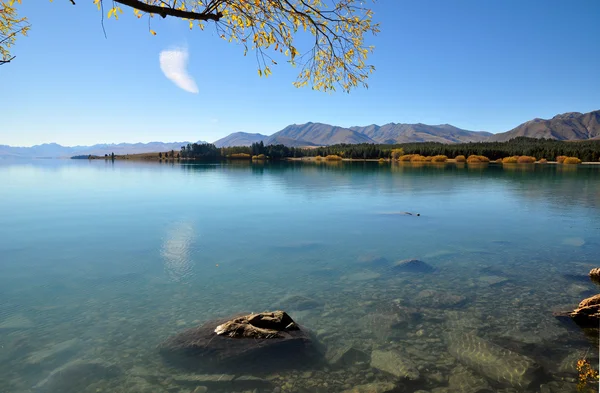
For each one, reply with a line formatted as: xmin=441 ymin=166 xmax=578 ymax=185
xmin=178 ymin=137 xmax=600 ymax=162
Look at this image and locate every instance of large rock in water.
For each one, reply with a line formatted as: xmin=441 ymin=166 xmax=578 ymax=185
xmin=589 ymin=268 xmax=600 ymax=284
xmin=159 ymin=311 xmax=323 ymax=373
xmin=445 ymin=331 xmax=542 ymax=389
xmin=568 ymin=294 xmax=600 ymax=328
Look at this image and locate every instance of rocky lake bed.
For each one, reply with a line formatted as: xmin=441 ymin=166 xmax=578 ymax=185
xmin=1 ymin=251 xmax=598 ymax=393
xmin=2 ymin=160 xmax=600 ymax=393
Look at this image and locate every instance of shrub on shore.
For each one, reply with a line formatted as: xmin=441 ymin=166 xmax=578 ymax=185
xmin=410 ymin=155 xmax=427 ymax=162
xmin=324 ymin=155 xmax=343 ymax=161
xmin=431 ymin=155 xmax=448 ymax=163
xmin=391 ymin=148 xmax=405 ymax=160
xmin=517 ymin=156 xmax=536 ymax=163
xmin=314 ymin=155 xmax=323 ymax=161
xmin=494 ymin=158 xmax=503 ymax=163
xmin=556 ymin=155 xmax=567 ymax=164
xmin=563 ymin=157 xmax=582 ymax=164
xmin=228 ymin=153 xmax=251 ymax=159
xmin=467 ymin=155 xmax=490 ymax=163
xmin=378 ymin=158 xmax=386 ymax=163
xmin=252 ymin=154 xmax=266 ymax=160
xmin=502 ymin=156 xmax=519 ymax=163
xmin=538 ymin=158 xmax=548 ymax=164
xmin=399 ymin=154 xmax=415 ymax=162
xmin=424 ymin=156 xmax=433 ymax=162
xmin=455 ymin=155 xmax=466 ymax=162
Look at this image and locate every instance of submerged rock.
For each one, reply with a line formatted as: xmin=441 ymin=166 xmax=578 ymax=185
xmin=448 ymin=365 xmax=492 ymax=393
xmin=25 ymin=338 xmax=80 ymax=367
xmin=392 ymin=259 xmax=434 ymax=273
xmin=171 ymin=374 xmax=272 ymax=390
xmin=562 ymin=273 xmax=590 ymax=283
xmin=370 ymin=349 xmax=420 ymax=381
xmin=477 ymin=275 xmax=510 ymax=287
xmin=340 ymin=382 xmax=397 ymax=393
xmin=325 ymin=344 xmax=370 ymax=368
xmin=445 ymin=331 xmax=542 ymax=389
xmin=357 ymin=255 xmax=390 ymax=268
xmin=33 ymin=359 xmax=120 ymax=393
xmin=0 ymin=314 xmax=34 ymax=329
xmin=159 ymin=311 xmax=323 ymax=373
xmin=276 ymin=295 xmax=323 ymax=311
xmin=342 ymin=271 xmax=381 ymax=282
xmin=415 ymin=290 xmax=467 ymax=309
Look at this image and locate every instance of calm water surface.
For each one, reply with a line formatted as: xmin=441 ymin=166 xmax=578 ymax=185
xmin=1 ymin=160 xmax=599 ymax=393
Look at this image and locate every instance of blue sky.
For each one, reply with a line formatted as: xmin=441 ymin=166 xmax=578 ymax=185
xmin=1 ymin=0 xmax=599 ymax=146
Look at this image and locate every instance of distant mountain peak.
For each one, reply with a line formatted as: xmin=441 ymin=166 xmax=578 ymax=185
xmin=490 ymin=109 xmax=600 ymax=142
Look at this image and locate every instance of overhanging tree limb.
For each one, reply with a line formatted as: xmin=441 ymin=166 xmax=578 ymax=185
xmin=113 ymin=0 xmax=223 ymax=21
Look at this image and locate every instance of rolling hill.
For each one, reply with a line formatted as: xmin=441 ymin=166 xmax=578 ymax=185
xmin=350 ymin=123 xmax=492 ymax=144
xmin=213 ymin=132 xmax=268 ymax=147
xmin=489 ymin=110 xmax=600 ymax=142
xmin=264 ymin=122 xmax=373 ymax=146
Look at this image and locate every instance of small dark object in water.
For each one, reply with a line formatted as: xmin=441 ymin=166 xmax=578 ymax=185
xmin=159 ymin=311 xmax=323 ymax=373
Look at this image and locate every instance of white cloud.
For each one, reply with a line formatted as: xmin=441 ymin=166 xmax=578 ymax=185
xmin=159 ymin=47 xmax=199 ymax=93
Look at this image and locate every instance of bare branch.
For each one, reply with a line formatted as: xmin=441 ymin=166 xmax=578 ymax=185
xmin=113 ymin=0 xmax=223 ymax=21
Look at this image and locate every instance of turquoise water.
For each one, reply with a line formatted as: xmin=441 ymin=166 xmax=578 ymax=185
xmin=1 ymin=159 xmax=599 ymax=393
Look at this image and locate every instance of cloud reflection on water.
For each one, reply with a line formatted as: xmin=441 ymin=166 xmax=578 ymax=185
xmin=160 ymin=221 xmax=196 ymax=282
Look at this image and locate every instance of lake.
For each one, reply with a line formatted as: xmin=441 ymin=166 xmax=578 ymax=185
xmin=1 ymin=159 xmax=599 ymax=393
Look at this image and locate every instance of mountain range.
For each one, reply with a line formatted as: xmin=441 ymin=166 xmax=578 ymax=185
xmin=2 ymin=109 xmax=598 ymax=158
xmin=0 ymin=141 xmax=202 ymax=159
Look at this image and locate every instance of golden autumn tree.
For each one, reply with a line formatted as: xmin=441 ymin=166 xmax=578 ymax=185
xmin=0 ymin=0 xmax=29 ymax=65
xmin=1 ymin=0 xmax=379 ymax=92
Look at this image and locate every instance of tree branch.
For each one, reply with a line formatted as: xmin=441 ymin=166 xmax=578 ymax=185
xmin=0 ymin=56 xmax=15 ymax=65
xmin=113 ymin=0 xmax=222 ymax=21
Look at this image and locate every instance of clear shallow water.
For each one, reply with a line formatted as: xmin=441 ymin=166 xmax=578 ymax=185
xmin=1 ymin=159 xmax=599 ymax=393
